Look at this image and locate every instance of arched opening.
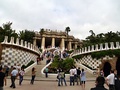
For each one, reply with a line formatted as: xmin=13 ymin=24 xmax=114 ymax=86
xmin=116 ymin=57 xmax=120 ymax=76
xmin=103 ymin=62 xmax=111 ymax=77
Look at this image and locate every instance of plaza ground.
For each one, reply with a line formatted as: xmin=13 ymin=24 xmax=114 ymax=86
xmin=4 ymin=76 xmax=109 ymax=90
xmin=4 ymin=59 xmax=109 ymax=90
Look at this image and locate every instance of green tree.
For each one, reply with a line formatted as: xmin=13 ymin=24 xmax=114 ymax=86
xmin=0 ymin=22 xmax=18 ymax=42
xmin=50 ymin=56 xmax=74 ymax=73
xmin=39 ymin=28 xmax=44 ymax=39
xmin=65 ymin=26 xmax=71 ymax=49
xmin=19 ymin=30 xmax=35 ymax=43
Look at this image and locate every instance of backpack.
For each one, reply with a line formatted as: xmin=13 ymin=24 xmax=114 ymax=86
xmin=60 ymin=72 xmax=65 ymax=78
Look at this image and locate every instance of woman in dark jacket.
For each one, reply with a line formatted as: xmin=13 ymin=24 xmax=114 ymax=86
xmin=90 ymin=76 xmax=108 ymax=90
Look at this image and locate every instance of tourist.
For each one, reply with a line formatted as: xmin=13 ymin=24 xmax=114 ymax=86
xmin=10 ymin=67 xmax=18 ymax=88
xmin=106 ymin=70 xmax=115 ymax=90
xmin=5 ymin=65 xmax=9 ymax=77
xmin=69 ymin=67 xmax=75 ymax=86
xmin=100 ymin=69 xmax=104 ymax=77
xmin=30 ymin=67 xmax=36 ymax=84
xmin=73 ymin=66 xmax=77 ymax=85
xmin=0 ymin=66 xmax=7 ymax=90
xmin=44 ymin=67 xmax=48 ymax=78
xmin=90 ymin=76 xmax=108 ymax=90
xmin=60 ymin=69 xmax=67 ymax=86
xmin=77 ymin=67 xmax=81 ymax=85
xmin=57 ymin=69 xmax=62 ymax=86
xmin=114 ymin=70 xmax=120 ymax=90
xmin=19 ymin=67 xmax=25 ymax=85
xmin=37 ymin=57 xmax=39 ymax=65
xmin=81 ymin=69 xmax=86 ymax=90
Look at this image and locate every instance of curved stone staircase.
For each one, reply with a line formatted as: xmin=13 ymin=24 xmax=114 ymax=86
xmin=24 ymin=57 xmax=96 ymax=81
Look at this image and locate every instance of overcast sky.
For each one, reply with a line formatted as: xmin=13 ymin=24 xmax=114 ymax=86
xmin=0 ymin=0 xmax=120 ymax=40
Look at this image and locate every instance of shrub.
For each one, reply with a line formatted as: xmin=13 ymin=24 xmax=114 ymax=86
xmin=22 ymin=60 xmax=34 ymax=69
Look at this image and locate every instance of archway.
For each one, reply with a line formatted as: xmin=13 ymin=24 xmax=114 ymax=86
xmin=116 ymin=57 xmax=120 ymax=76
xmin=103 ymin=62 xmax=111 ymax=77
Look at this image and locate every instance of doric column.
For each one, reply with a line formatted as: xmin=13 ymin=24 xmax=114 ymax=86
xmin=41 ymin=37 xmax=45 ymax=50
xmin=68 ymin=41 xmax=72 ymax=50
xmin=52 ymin=37 xmax=55 ymax=48
xmin=61 ymin=38 xmax=65 ymax=50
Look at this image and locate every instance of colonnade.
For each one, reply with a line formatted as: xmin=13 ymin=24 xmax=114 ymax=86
xmin=33 ymin=36 xmax=78 ymax=51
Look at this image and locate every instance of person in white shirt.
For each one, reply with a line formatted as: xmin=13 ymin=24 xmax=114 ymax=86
xmin=10 ymin=67 xmax=18 ymax=88
xmin=73 ymin=67 xmax=77 ymax=85
xmin=69 ymin=67 xmax=75 ymax=86
xmin=106 ymin=70 xmax=115 ymax=90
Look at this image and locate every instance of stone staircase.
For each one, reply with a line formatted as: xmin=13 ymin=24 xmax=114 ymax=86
xmin=24 ymin=57 xmax=96 ymax=81
xmin=24 ymin=59 xmax=46 ymax=77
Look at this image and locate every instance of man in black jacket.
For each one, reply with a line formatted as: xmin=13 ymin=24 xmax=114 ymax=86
xmin=0 ymin=66 xmax=7 ymax=90
xmin=90 ymin=76 xmax=108 ymax=90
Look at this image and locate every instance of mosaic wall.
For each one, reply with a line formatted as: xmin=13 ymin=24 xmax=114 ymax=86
xmin=0 ymin=36 xmax=40 ymax=68
xmin=77 ymin=55 xmax=102 ymax=69
xmin=1 ymin=46 xmax=39 ymax=68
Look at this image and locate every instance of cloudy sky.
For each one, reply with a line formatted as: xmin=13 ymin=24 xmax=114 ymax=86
xmin=0 ymin=0 xmax=120 ymax=40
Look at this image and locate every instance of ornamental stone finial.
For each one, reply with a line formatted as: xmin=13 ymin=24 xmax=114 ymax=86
xmin=3 ymin=36 xmax=8 ymax=43
xmin=10 ymin=37 xmax=14 ymax=44
xmin=16 ymin=38 xmax=19 ymax=45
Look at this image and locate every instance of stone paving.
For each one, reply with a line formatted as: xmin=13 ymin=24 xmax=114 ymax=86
xmin=4 ymin=60 xmax=109 ymax=90
xmin=4 ymin=78 xmax=93 ymax=90
xmin=4 ymin=76 xmax=109 ymax=90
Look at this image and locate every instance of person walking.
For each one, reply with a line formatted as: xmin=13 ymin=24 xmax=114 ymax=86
xmin=90 ymin=76 xmax=108 ymax=90
xmin=19 ymin=67 xmax=25 ymax=85
xmin=0 ymin=66 xmax=7 ymax=90
xmin=10 ymin=67 xmax=18 ymax=88
xmin=106 ymin=70 xmax=115 ymax=90
xmin=81 ymin=69 xmax=86 ymax=90
xmin=30 ymin=67 xmax=36 ymax=84
xmin=5 ymin=65 xmax=9 ymax=77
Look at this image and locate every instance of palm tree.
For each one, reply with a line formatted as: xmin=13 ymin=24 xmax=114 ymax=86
xmin=89 ymin=30 xmax=95 ymax=36
xmin=39 ymin=28 xmax=44 ymax=39
xmin=19 ymin=30 xmax=35 ymax=43
xmin=65 ymin=27 xmax=71 ymax=49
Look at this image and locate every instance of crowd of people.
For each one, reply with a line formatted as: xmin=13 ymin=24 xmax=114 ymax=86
xmin=0 ymin=48 xmax=120 ymax=90
xmin=0 ymin=64 xmax=37 ymax=90
xmin=56 ymin=66 xmax=87 ymax=90
xmin=91 ymin=69 xmax=120 ymax=90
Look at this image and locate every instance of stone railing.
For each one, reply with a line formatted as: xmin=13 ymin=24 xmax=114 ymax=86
xmin=71 ymin=42 xmax=120 ymax=57
xmin=2 ymin=36 xmax=40 ymax=53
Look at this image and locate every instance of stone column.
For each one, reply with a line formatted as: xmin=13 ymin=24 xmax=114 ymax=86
xmin=61 ymin=38 xmax=65 ymax=50
xmin=68 ymin=41 xmax=72 ymax=50
xmin=52 ymin=37 xmax=55 ymax=48
xmin=75 ymin=43 xmax=77 ymax=49
xmin=41 ymin=37 xmax=45 ymax=50
xmin=33 ymin=38 xmax=36 ymax=46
